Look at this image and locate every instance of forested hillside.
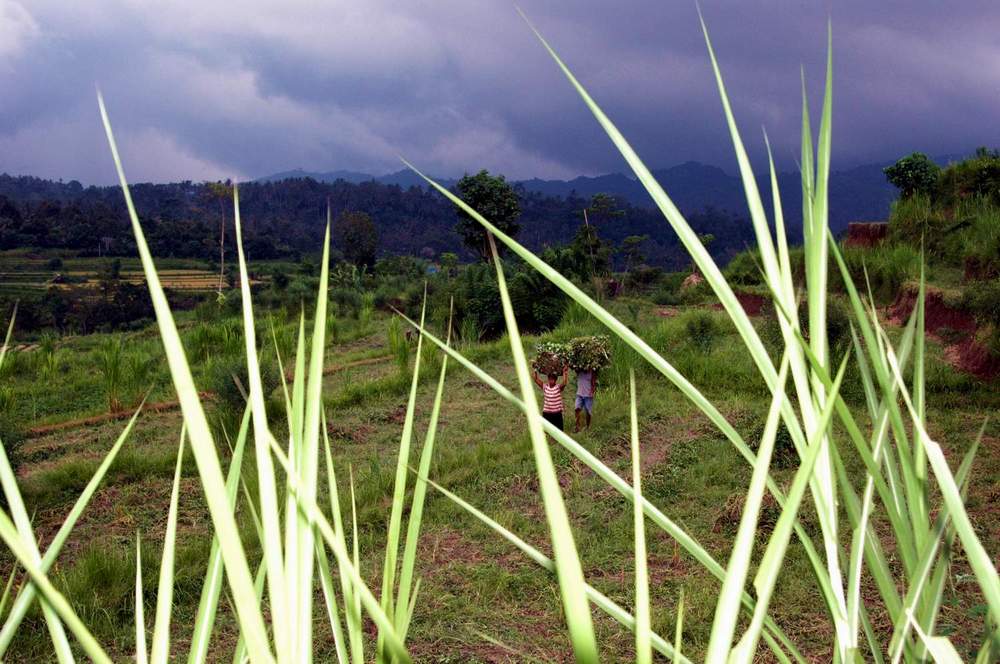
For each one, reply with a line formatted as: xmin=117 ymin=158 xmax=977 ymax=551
xmin=0 ymin=174 xmax=758 ymax=269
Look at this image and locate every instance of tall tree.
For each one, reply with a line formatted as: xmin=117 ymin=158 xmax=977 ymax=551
xmin=334 ymin=210 xmax=378 ymax=267
xmin=454 ymin=170 xmax=521 ymax=261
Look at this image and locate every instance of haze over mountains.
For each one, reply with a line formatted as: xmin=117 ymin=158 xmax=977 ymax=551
xmin=258 ymin=158 xmax=905 ymax=233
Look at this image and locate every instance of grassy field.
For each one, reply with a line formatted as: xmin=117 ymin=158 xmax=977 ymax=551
xmin=2 ymin=294 xmax=996 ymax=662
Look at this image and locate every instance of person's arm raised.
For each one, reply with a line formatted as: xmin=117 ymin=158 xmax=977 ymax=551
xmin=531 ymin=369 xmax=543 ymax=389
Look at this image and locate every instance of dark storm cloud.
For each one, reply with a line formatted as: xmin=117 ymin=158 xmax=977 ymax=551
xmin=1 ymin=0 xmax=998 ymax=184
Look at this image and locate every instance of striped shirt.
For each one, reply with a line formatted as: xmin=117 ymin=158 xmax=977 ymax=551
xmin=542 ymin=383 xmax=564 ymax=413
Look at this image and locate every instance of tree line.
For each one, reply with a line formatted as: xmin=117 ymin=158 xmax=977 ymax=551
xmin=0 ymin=172 xmax=755 ymax=270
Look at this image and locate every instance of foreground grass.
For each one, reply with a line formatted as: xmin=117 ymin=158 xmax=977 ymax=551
xmin=3 ymin=298 xmax=997 ymax=661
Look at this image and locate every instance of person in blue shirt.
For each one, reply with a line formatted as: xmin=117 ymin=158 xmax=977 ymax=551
xmin=573 ymin=368 xmax=597 ymax=433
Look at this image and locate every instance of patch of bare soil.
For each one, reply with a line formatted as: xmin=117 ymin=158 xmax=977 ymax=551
xmin=888 ymin=285 xmax=999 ymax=380
xmin=25 ymin=393 xmax=213 ymax=438
xmin=710 ymin=291 xmax=768 ymax=317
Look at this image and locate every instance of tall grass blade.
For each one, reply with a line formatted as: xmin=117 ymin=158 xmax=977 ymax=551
xmin=0 ymin=509 xmax=110 ymax=663
xmin=396 ymin=309 xmax=452 ymax=638
xmin=98 ymin=92 xmax=273 ymax=664
xmin=136 ymin=533 xmax=148 ymax=664
xmin=264 ymin=437 xmax=412 ymax=664
xmin=0 ymin=303 xmax=14 ymax=370
xmin=292 ymin=216 xmax=331 ymax=663
xmin=321 ymin=423 xmax=363 ymax=664
xmin=628 ymin=371 xmax=651 ymax=664
xmin=706 ymin=354 xmax=789 ymax=661
xmin=488 ymin=234 xmax=598 ymax=662
xmin=731 ymin=357 xmax=849 ymax=661
xmin=188 ymin=405 xmax=252 ymax=664
xmin=231 ymin=182 xmax=290 ymax=663
xmin=0 ymin=379 xmax=74 ymax=662
xmin=0 ymin=405 xmax=142 ymax=655
xmin=674 ymin=587 xmax=685 ymax=663
xmin=150 ymin=428 xmax=185 ymax=664
xmin=379 ymin=287 xmax=427 ymax=657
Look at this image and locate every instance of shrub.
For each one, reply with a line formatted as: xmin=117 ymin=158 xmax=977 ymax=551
xmin=836 ymin=244 xmax=920 ymax=301
xmin=329 ymin=287 xmax=362 ymax=318
xmin=682 ymin=310 xmax=719 ymax=352
xmin=204 ymin=352 xmax=280 ymax=421
xmin=725 ymin=249 xmax=763 ymax=285
xmin=387 ymin=316 xmax=410 ymax=373
xmin=0 ymin=408 xmax=24 ymax=482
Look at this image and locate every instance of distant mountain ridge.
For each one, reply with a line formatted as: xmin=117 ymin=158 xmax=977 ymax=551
xmin=257 ymin=158 xmax=903 ymax=232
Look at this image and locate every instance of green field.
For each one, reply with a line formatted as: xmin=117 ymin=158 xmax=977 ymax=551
xmin=1 ymin=289 xmax=997 ymax=661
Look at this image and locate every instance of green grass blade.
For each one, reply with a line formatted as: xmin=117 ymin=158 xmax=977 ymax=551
xmin=321 ymin=422 xmax=363 ymax=664
xmin=488 ymin=234 xmax=598 ymax=662
xmin=877 ymin=324 xmax=1000 ymax=631
xmin=629 ymin=371 xmax=651 ymax=664
xmin=906 ymin=611 xmax=962 ymax=664
xmin=231 ymin=183 xmax=289 ymax=662
xmin=730 ymin=357 xmax=849 ymax=662
xmin=0 ymin=562 xmax=18 ymax=621
xmin=0 ymin=509 xmax=110 ymax=664
xmin=314 ymin=539 xmax=348 ymax=664
xmin=0 ymin=303 xmax=14 ymax=370
xmin=98 ymin=92 xmax=273 ymax=664
xmin=706 ymin=354 xmax=790 ymax=661
xmin=349 ymin=466 xmax=363 ymax=664
xmin=396 ymin=315 xmax=451 ymax=638
xmin=150 ymin=428 xmax=185 ymax=664
xmin=0 ymin=405 xmax=142 ymax=656
xmin=674 ymin=587 xmax=685 ymax=663
xmin=697 ymin=9 xmax=784 ymax=305
xmin=265 ymin=437 xmax=412 ymax=664
xmin=888 ymin=436 xmax=979 ymax=662
xmin=136 ymin=533 xmax=148 ymax=664
xmin=291 ymin=218 xmax=331 ymax=663
xmin=421 ymin=474 xmax=689 ymax=664
xmin=0 ymin=405 xmax=74 ymax=662
xmin=380 ymin=290 xmax=427 ymax=640
xmin=188 ymin=405 xmax=252 ymax=664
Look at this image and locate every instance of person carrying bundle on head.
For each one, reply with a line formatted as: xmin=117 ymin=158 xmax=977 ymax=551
xmin=532 ymin=364 xmax=569 ymax=432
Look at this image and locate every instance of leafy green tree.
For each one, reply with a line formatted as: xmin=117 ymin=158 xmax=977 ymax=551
xmin=884 ymin=152 xmax=940 ymax=198
xmin=439 ymin=251 xmax=459 ymax=277
xmin=619 ymin=234 xmax=649 ymax=272
xmin=568 ymin=224 xmax=612 ymax=277
xmin=334 ymin=210 xmax=379 ymax=267
xmin=454 ymin=170 xmax=520 ymax=261
xmin=584 ymin=193 xmax=625 ymax=225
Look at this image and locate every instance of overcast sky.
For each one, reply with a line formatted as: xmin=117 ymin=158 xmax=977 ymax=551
xmin=1 ymin=1 xmax=999 ymax=185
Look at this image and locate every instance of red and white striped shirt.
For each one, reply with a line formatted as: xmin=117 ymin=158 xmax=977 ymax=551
xmin=542 ymin=383 xmax=564 ymax=413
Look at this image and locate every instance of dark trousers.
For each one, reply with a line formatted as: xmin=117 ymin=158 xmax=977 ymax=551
xmin=542 ymin=410 xmax=564 ymax=431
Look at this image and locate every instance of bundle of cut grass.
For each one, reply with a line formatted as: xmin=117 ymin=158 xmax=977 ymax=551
xmin=565 ymin=335 xmax=611 ymax=372
xmin=532 ymin=341 xmax=567 ymax=375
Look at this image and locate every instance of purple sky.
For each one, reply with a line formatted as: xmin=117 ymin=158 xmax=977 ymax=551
xmin=1 ymin=1 xmax=998 ymax=184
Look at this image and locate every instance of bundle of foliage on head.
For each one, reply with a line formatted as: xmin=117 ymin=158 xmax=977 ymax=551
xmin=532 ymin=341 xmax=567 ymax=375
xmin=564 ymin=335 xmax=611 ymax=371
